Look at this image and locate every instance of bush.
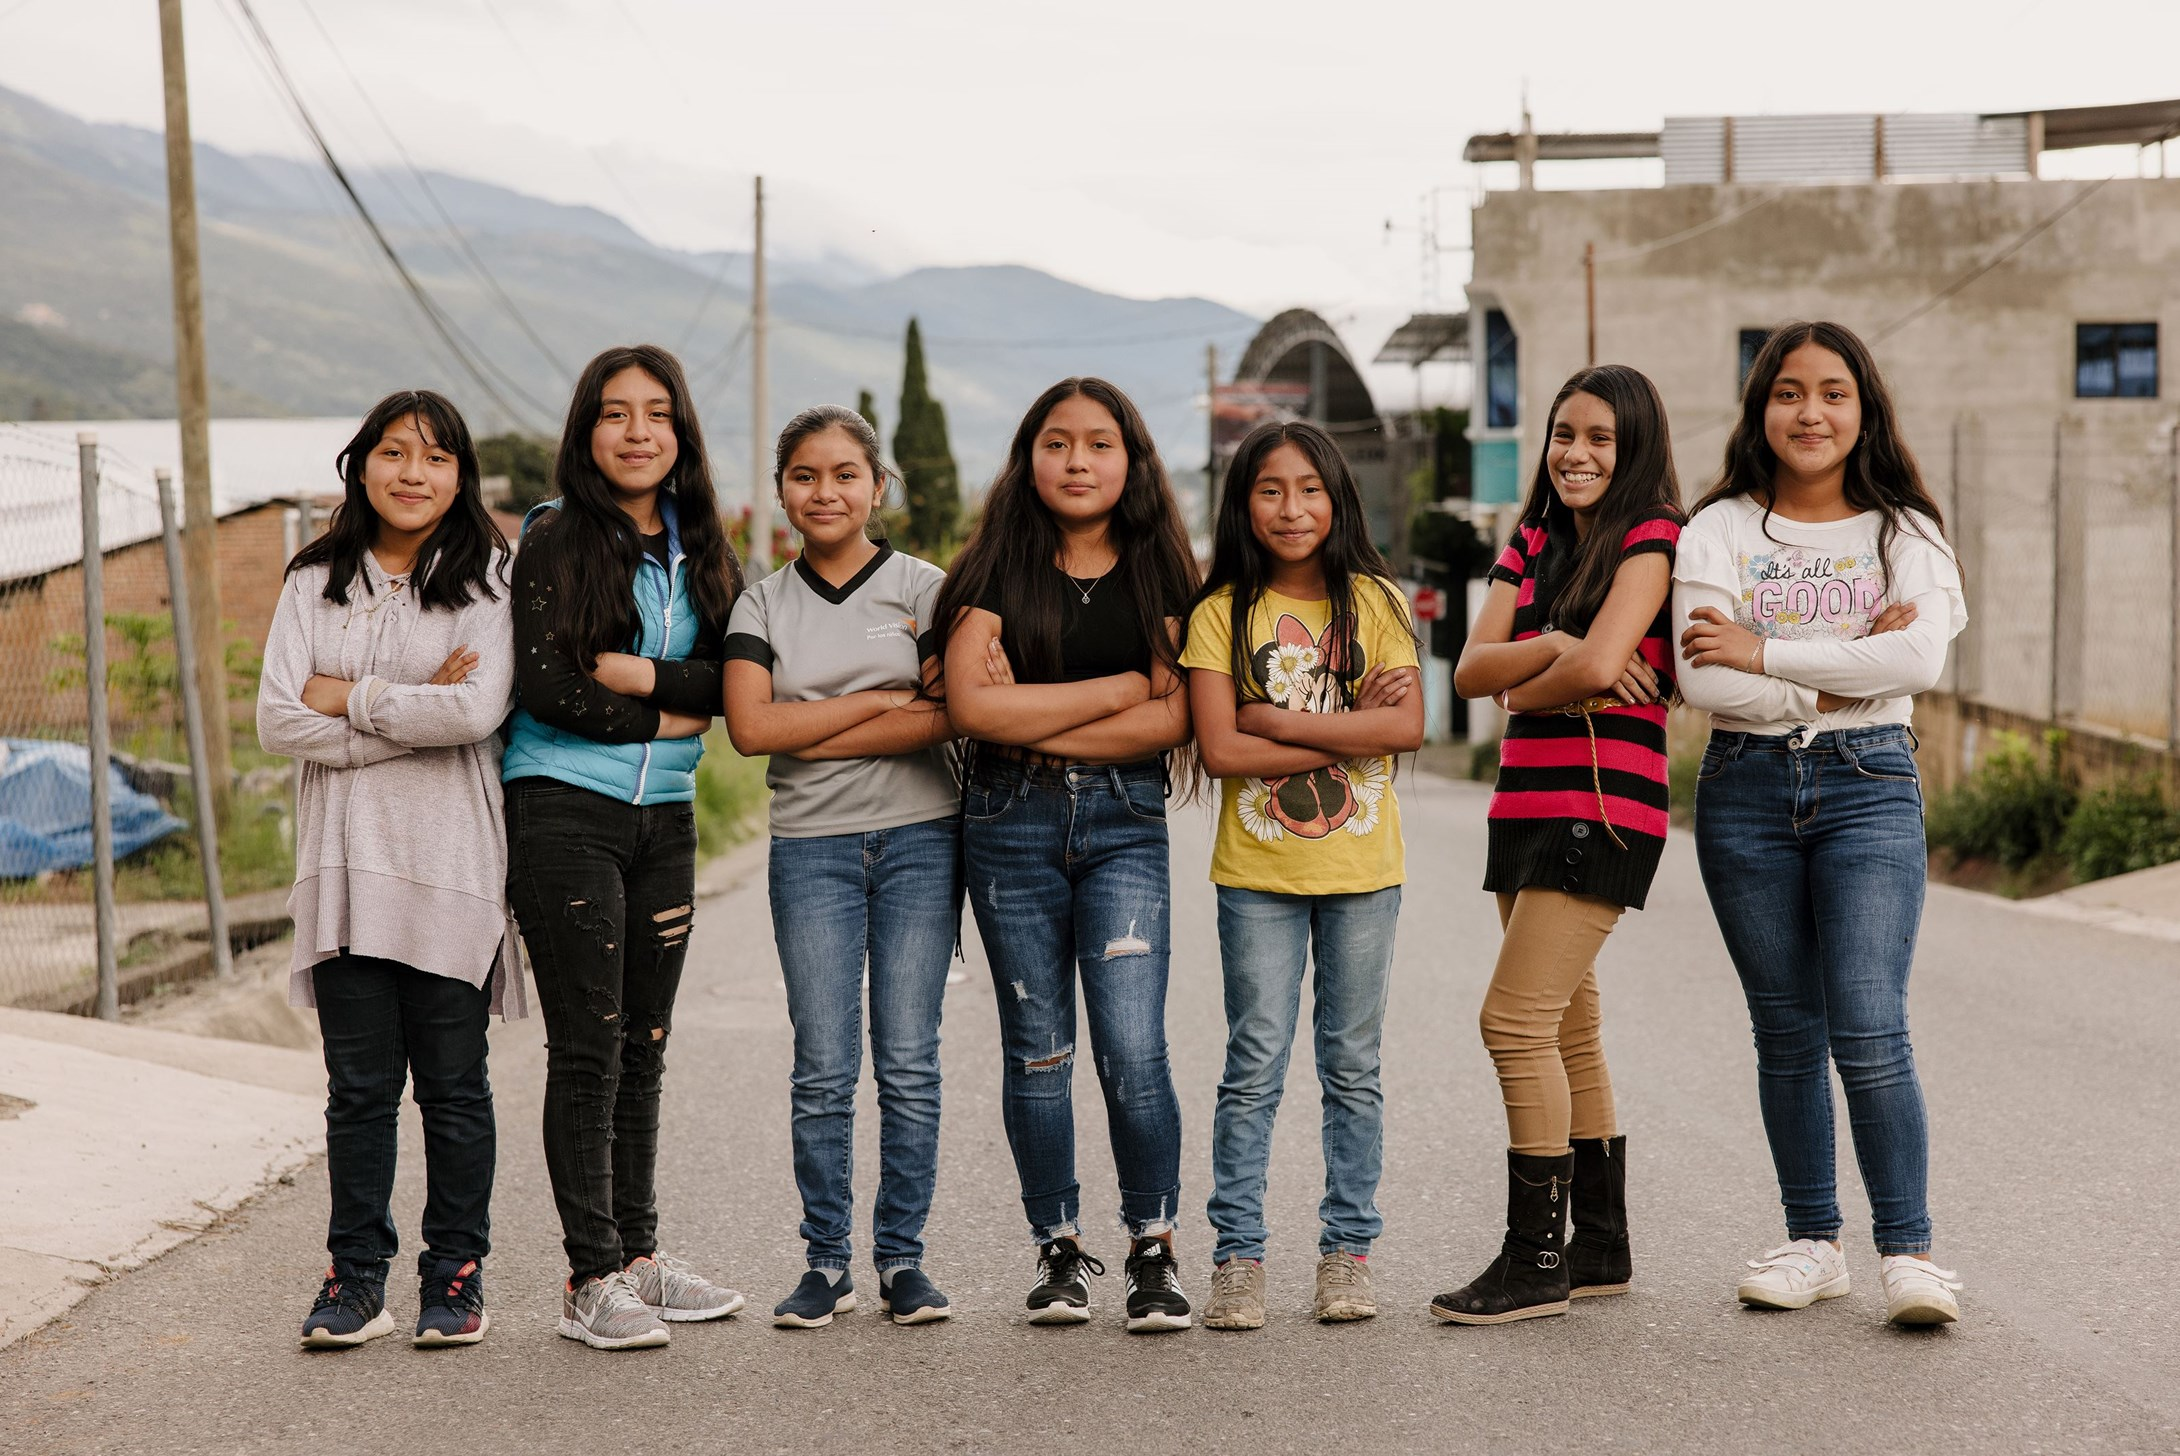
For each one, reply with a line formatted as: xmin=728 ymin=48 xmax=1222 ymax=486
xmin=693 ymin=732 xmax=769 ymax=861
xmin=1668 ymin=746 xmax=1703 ymax=825
xmin=1925 ymin=730 xmax=2075 ymax=870
xmin=2058 ymin=778 xmax=2180 ymax=883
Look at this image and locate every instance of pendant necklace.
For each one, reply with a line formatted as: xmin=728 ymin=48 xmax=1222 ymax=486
xmin=1063 ymin=569 xmax=1108 ymax=606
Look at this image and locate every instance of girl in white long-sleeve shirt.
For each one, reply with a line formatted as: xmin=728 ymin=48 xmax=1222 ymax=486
xmin=258 ymin=390 xmax=518 ymax=1351
xmin=1673 ymin=322 xmax=1969 ymax=1329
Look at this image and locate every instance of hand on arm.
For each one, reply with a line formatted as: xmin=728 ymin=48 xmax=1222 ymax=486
xmin=253 ymin=583 xmax=410 ymax=768
xmin=589 ymin=652 xmax=655 ymax=698
xmin=1757 ymin=592 xmax=1950 ymax=699
xmin=1190 ymin=668 xmax=1342 ymax=779
xmin=722 ymin=658 xmax=907 ymax=756
xmin=941 ymin=608 xmax=1148 ymax=745
xmin=1233 ymin=664 xmax=1426 ymax=757
xmin=1454 ymin=580 xmax=1574 ymax=699
xmin=511 ymin=561 xmax=661 ymax=743
xmin=1498 ymin=554 xmax=1673 ymax=713
xmin=1019 ymin=639 xmax=1191 ymax=760
xmin=1669 ymin=577 xmax=1820 ymax=722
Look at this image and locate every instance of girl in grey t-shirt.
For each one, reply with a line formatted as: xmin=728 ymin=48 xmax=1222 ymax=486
xmin=724 ymin=405 xmax=959 ymax=1327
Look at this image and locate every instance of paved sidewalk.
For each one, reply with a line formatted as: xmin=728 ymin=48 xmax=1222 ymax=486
xmin=0 ymin=1008 xmax=323 ymax=1347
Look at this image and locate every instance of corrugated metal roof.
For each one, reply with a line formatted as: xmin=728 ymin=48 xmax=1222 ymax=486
xmin=1662 ymin=113 xmax=2031 ymax=184
xmin=0 ymin=418 xmax=355 ymax=584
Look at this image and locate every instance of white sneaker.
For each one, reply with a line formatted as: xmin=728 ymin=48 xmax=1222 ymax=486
xmin=1880 ymin=1255 xmax=1962 ymax=1326
xmin=1736 ymin=1238 xmax=1851 ymax=1309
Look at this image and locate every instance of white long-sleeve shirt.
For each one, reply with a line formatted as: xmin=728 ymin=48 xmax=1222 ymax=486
xmin=1672 ymin=496 xmax=1966 ymax=736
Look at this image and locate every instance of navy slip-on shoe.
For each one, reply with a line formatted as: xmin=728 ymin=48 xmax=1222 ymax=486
xmin=879 ymin=1267 xmax=951 ymax=1326
xmin=772 ymin=1269 xmax=856 ymax=1328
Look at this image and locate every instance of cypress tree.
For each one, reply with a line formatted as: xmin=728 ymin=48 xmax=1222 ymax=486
xmin=891 ymin=317 xmax=960 ymax=553
xmin=856 ymin=389 xmax=880 ymax=438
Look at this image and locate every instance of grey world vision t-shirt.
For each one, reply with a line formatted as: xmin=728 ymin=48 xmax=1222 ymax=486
xmin=724 ymin=544 xmax=958 ymax=838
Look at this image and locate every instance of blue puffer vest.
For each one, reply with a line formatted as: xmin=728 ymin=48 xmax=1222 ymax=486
xmin=501 ymin=496 xmax=709 ymax=804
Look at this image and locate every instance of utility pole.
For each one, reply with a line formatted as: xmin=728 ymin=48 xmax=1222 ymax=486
xmin=1204 ymin=342 xmax=1219 ymax=535
xmin=746 ymin=175 xmax=771 ymax=572
xmin=158 ymin=0 xmax=229 ymax=821
xmin=1584 ymin=242 xmax=1597 ymax=366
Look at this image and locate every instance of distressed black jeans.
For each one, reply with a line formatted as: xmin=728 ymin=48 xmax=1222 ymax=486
xmin=505 ymin=777 xmax=697 ymax=1283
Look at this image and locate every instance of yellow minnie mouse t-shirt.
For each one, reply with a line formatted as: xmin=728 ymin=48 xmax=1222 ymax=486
xmin=1181 ymin=583 xmax=1418 ymax=896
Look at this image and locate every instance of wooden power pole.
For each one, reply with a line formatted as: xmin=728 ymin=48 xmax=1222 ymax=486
xmin=158 ymin=0 xmax=230 ymax=819
xmin=746 ymin=175 xmax=771 ymax=572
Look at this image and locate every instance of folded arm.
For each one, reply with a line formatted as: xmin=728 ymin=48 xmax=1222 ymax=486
xmin=943 ymin=607 xmax=1146 ymax=745
xmin=1759 ymin=589 xmax=1953 ymax=698
xmin=1671 ymin=578 xmax=1822 ymax=722
xmin=723 ymin=657 xmax=910 ymax=756
xmin=1454 ymin=580 xmax=1570 ymax=699
xmin=1189 ymin=668 xmax=1342 ymax=778
xmin=255 ymin=582 xmax=413 ymax=769
xmin=349 ymin=594 xmax=516 ymax=748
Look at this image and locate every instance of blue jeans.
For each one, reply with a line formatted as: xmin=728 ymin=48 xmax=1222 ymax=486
xmin=312 ymin=954 xmax=495 ymax=1287
xmin=1693 ymin=725 xmax=1934 ymax=1255
xmin=1207 ymin=885 xmax=1400 ymax=1265
xmin=768 ymin=817 xmax=959 ymax=1273
xmin=964 ymin=757 xmax=1182 ymax=1242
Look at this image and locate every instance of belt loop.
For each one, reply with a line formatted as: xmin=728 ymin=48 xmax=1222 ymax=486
xmin=1107 ymin=764 xmax=1125 ymax=799
xmin=1724 ymin=732 xmax=1748 ymax=762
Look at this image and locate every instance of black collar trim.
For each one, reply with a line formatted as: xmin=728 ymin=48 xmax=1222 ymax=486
xmin=793 ymin=541 xmax=893 ymax=605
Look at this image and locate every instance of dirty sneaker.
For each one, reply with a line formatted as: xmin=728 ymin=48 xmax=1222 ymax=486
xmin=1314 ymin=1251 xmax=1376 ymax=1322
xmin=1880 ymin=1255 xmax=1963 ymax=1326
xmin=413 ymin=1255 xmax=488 ymax=1347
xmin=560 ymin=1270 xmax=669 ymax=1350
xmin=1203 ymin=1258 xmax=1266 ymax=1331
xmin=1736 ymin=1238 xmax=1851 ymax=1310
xmin=626 ymin=1252 xmax=744 ymax=1322
xmin=301 ymin=1267 xmax=394 ymax=1349
xmin=1123 ymin=1236 xmax=1192 ymax=1333
xmin=1026 ymin=1240 xmax=1104 ymax=1324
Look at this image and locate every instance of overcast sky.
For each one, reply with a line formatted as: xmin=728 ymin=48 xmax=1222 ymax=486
xmin=6 ymin=0 xmax=2178 ymax=330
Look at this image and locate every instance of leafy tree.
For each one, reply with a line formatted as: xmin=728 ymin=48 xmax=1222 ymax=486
xmin=478 ymin=431 xmax=555 ymax=512
xmin=891 ymin=318 xmax=961 ymax=553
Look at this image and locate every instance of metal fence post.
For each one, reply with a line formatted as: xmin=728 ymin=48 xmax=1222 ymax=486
xmin=77 ymin=433 xmax=119 ymax=1020
xmin=158 ymin=468 xmax=231 ymax=980
xmin=2169 ymin=422 xmax=2179 ymax=753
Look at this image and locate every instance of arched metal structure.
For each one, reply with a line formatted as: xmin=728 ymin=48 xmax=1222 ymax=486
xmin=1220 ymin=309 xmax=1395 ymax=548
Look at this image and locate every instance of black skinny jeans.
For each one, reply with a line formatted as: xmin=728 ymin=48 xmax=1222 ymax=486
xmin=505 ymin=777 xmax=698 ymax=1283
xmin=312 ymin=954 xmax=495 ymax=1287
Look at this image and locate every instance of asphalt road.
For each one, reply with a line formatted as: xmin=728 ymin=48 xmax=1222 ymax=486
xmin=6 ymin=770 xmax=2177 ymax=1455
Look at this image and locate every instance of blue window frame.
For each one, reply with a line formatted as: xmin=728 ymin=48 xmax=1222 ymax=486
xmin=2076 ymin=323 xmax=2158 ymax=399
xmin=1485 ymin=309 xmax=1518 ymax=429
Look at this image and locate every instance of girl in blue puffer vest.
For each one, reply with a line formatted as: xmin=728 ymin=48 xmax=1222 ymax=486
xmin=503 ymin=344 xmax=748 ymax=1351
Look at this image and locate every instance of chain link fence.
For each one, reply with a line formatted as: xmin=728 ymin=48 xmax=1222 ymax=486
xmin=0 ymin=426 xmax=246 ymax=1013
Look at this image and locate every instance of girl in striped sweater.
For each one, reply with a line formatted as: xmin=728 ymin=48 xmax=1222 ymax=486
xmin=1434 ymin=364 xmax=1683 ymax=1326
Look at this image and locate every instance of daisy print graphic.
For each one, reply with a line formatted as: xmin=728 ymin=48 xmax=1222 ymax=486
xmin=1236 ymin=611 xmax=1376 ymax=843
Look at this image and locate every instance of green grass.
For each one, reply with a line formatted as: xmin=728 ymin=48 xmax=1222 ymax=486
xmin=694 ymin=731 xmax=769 ymax=862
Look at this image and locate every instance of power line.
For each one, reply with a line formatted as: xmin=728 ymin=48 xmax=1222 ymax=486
xmin=225 ymin=0 xmax=557 ymax=431
xmin=1870 ymin=176 xmax=2114 ymax=344
xmin=290 ymin=0 xmax=575 ymax=385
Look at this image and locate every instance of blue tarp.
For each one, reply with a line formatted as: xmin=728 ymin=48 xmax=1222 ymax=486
xmin=0 ymin=739 xmax=188 ymax=878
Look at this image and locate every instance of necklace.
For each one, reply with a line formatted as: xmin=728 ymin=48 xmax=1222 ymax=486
xmin=342 ymin=575 xmax=408 ymax=629
xmin=1062 ymin=564 xmax=1111 ymax=606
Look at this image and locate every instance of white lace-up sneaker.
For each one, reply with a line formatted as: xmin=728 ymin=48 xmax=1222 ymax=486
xmin=1880 ymin=1255 xmax=1963 ymax=1326
xmin=1736 ymin=1238 xmax=1851 ymax=1310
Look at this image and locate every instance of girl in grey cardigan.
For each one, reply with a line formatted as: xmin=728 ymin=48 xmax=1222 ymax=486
xmin=257 ymin=390 xmax=519 ymax=1352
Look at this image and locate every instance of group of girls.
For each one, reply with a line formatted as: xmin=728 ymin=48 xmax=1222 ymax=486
xmin=257 ymin=316 xmax=1964 ymax=1356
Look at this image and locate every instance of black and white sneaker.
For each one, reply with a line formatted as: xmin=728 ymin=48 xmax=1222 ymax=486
xmin=1026 ymin=1240 xmax=1105 ymax=1324
xmin=1123 ymin=1236 xmax=1192 ymax=1333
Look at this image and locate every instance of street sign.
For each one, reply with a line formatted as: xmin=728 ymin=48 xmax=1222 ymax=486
xmin=1413 ymin=585 xmax=1446 ymax=623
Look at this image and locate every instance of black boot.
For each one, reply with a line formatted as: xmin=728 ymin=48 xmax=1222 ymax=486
xmin=1430 ymin=1149 xmax=1573 ymax=1325
xmin=1568 ymin=1134 xmax=1631 ymax=1298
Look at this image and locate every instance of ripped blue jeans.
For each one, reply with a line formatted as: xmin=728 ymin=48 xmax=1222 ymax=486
xmin=964 ymin=756 xmax=1181 ymax=1243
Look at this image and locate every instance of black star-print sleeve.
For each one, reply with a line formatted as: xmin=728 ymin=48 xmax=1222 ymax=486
xmin=511 ymin=542 xmax=661 ymax=744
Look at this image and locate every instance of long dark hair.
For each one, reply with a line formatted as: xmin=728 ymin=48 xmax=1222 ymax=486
xmin=1696 ymin=320 xmax=1948 ymax=587
xmin=931 ymin=377 xmax=1199 ymax=682
xmin=1517 ymin=364 xmax=1682 ymax=634
xmin=287 ymin=389 xmax=508 ymax=609
xmin=523 ymin=344 xmax=743 ymax=667
xmin=1191 ymin=420 xmax=1414 ymax=709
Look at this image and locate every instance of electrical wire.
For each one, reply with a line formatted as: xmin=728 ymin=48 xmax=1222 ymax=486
xmin=291 ymin=0 xmax=575 ymax=384
xmin=1869 ymin=176 xmax=2114 ymax=344
xmin=226 ymin=0 xmax=557 ymax=431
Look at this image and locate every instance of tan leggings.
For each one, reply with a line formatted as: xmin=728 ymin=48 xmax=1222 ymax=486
xmin=1481 ymin=889 xmax=1624 ymax=1155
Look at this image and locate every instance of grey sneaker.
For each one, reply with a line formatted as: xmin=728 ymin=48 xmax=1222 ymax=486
xmin=1204 ymin=1258 xmax=1267 ymax=1331
xmin=1314 ymin=1251 xmax=1376 ymax=1322
xmin=627 ymin=1253 xmax=745 ymax=1322
xmin=560 ymin=1270 xmax=670 ymax=1350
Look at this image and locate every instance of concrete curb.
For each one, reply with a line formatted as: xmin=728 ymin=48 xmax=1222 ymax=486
xmin=0 ymin=1008 xmax=323 ymax=1350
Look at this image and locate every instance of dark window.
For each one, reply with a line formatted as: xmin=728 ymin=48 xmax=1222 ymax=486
xmin=1485 ymin=309 xmax=1518 ymax=429
xmin=2076 ymin=323 xmax=2158 ymax=399
xmin=1738 ymin=328 xmax=1771 ymax=389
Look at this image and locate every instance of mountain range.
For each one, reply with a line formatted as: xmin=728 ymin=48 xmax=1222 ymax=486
xmin=0 ymin=82 xmax=1257 ymax=493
